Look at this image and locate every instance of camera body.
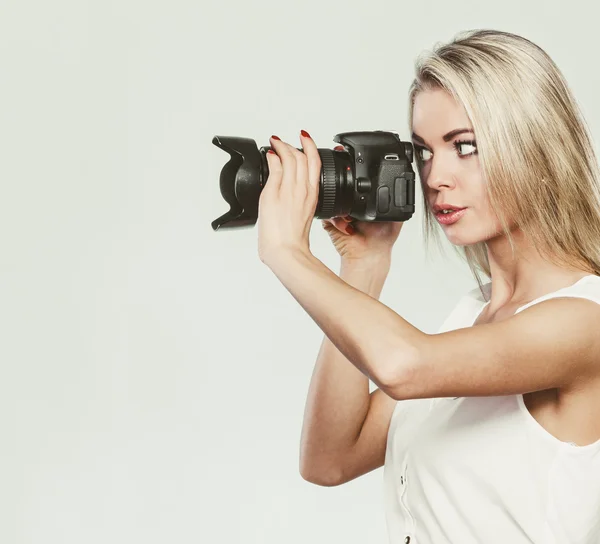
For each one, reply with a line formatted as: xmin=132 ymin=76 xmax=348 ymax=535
xmin=211 ymin=130 xmax=416 ymax=231
xmin=321 ymin=130 xmax=415 ymax=223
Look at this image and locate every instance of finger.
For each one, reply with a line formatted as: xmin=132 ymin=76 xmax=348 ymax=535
xmin=292 ymin=138 xmax=309 ymax=201
xmin=265 ymin=149 xmax=283 ymax=193
xmin=321 ymin=219 xmax=344 ymax=234
xmin=300 ymin=130 xmax=322 ymax=195
xmin=274 ymin=137 xmax=309 ymax=201
xmin=269 ymin=135 xmax=297 ymax=196
xmin=330 ymin=217 xmax=354 ymax=235
xmin=334 ymin=145 xmax=345 ymax=151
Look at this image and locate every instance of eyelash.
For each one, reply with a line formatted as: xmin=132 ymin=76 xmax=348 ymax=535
xmin=415 ymin=139 xmax=478 ymax=162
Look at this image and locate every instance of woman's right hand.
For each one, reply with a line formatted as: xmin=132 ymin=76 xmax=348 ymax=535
xmin=321 ymin=214 xmax=404 ymax=263
xmin=321 ymin=145 xmax=405 ymax=262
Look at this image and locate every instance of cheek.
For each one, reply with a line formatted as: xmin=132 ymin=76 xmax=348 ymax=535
xmin=478 ymin=190 xmax=506 ymax=224
xmin=471 ymin=202 xmax=515 ymax=240
xmin=472 ymin=193 xmax=498 ymax=225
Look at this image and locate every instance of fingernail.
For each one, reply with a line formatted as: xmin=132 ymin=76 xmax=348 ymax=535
xmin=267 ymin=150 xmax=276 ymax=154
xmin=334 ymin=145 xmax=344 ymax=151
xmin=346 ymin=224 xmax=355 ymax=234
xmin=300 ymin=129 xmax=311 ymax=138
xmin=271 ymin=135 xmax=281 ymax=141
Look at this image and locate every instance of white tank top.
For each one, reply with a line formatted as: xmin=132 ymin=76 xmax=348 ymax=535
xmin=383 ymin=274 xmax=600 ymax=544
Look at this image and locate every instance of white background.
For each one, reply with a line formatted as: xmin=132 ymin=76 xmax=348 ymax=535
xmin=2 ymin=0 xmax=599 ymax=542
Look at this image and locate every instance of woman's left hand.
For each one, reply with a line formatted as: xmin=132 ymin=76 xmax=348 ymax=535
xmin=257 ymin=130 xmax=321 ymax=267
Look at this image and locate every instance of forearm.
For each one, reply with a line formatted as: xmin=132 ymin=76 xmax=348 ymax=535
xmin=266 ymin=250 xmax=424 ymax=392
xmin=300 ymin=260 xmax=390 ymax=477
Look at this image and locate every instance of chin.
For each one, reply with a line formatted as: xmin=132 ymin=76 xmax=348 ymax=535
xmin=441 ymin=214 xmax=503 ymax=246
xmin=447 ymin=237 xmax=483 ymax=247
xmin=443 ymin=228 xmax=494 ymax=247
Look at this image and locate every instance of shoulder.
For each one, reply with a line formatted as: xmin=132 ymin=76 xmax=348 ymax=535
xmin=550 ymin=273 xmax=600 ymax=303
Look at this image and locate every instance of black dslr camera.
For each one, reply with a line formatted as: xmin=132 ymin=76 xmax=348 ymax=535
xmin=211 ymin=130 xmax=416 ymax=231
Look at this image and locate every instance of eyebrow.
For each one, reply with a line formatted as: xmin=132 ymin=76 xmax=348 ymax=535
xmin=411 ymin=128 xmax=474 ymax=146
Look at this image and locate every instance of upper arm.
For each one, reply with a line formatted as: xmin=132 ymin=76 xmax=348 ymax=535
xmin=386 ymin=296 xmax=600 ymax=401
xmin=334 ymin=387 xmax=397 ymax=485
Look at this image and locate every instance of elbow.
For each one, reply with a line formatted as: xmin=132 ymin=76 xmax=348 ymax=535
xmin=379 ymin=341 xmax=422 ymax=401
xmin=299 ymin=459 xmax=344 ymax=487
xmin=300 ymin=469 xmax=343 ymax=487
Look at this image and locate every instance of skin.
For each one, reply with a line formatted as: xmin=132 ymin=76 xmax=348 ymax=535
xmin=411 ymin=88 xmax=590 ymax=317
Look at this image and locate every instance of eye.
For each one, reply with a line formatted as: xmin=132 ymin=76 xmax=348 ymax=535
xmin=454 ymin=139 xmax=478 ymax=157
xmin=414 ymin=145 xmax=432 ymax=162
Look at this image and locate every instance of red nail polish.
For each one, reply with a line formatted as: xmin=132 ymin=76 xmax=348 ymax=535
xmin=267 ymin=150 xmax=276 ymax=154
xmin=271 ymin=135 xmax=281 ymax=141
xmin=300 ymin=129 xmax=311 ymax=138
xmin=346 ymin=224 xmax=355 ymax=234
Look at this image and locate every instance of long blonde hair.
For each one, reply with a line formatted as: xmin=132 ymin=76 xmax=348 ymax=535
xmin=408 ymin=29 xmax=600 ymax=297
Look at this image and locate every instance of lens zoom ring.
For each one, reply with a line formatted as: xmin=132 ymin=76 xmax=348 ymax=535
xmin=320 ymin=150 xmax=336 ymax=216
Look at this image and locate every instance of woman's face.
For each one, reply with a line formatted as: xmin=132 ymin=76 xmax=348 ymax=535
xmin=411 ymin=88 xmax=503 ymax=246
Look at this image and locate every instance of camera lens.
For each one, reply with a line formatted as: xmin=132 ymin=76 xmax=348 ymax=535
xmin=314 ymin=148 xmax=354 ymax=219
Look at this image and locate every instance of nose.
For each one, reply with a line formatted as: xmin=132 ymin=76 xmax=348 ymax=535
xmin=424 ymin=154 xmax=456 ymax=192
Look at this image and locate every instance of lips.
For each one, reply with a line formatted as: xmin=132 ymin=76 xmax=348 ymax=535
xmin=434 ymin=207 xmax=468 ymax=225
xmin=432 ymin=203 xmax=466 ymax=213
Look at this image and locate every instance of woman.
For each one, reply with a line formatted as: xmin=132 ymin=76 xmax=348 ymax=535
xmin=256 ymin=29 xmax=600 ymax=543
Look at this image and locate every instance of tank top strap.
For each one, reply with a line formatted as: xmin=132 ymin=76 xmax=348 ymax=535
xmin=514 ymin=274 xmax=600 ymax=315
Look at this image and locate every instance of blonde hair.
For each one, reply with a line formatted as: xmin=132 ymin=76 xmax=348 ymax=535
xmin=408 ymin=29 xmax=600 ymax=297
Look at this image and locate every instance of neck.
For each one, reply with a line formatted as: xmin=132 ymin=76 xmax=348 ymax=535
xmin=483 ymin=228 xmax=590 ymax=310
